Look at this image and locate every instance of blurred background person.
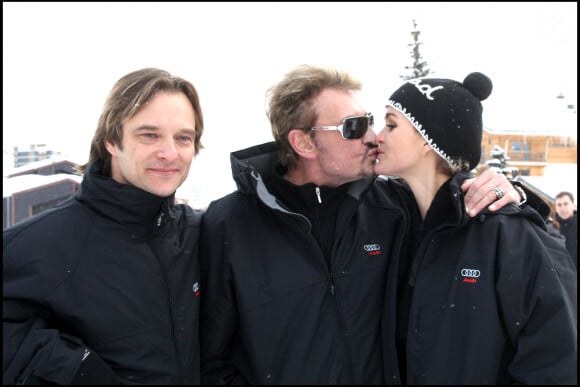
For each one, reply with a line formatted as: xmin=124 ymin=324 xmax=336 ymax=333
xmin=555 ymin=191 xmax=577 ymax=268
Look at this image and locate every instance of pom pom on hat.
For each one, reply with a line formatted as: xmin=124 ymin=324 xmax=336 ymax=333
xmin=387 ymin=72 xmax=493 ymax=170
xmin=463 ymin=72 xmax=493 ymax=101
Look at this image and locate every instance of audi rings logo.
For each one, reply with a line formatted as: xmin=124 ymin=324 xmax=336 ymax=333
xmin=363 ymin=243 xmax=382 ymax=256
xmin=364 ymin=244 xmax=381 ymax=252
xmin=461 ymin=268 xmax=481 ymax=278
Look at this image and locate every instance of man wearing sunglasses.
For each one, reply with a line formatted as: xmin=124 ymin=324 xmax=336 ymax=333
xmin=199 ymin=64 xmax=521 ymax=385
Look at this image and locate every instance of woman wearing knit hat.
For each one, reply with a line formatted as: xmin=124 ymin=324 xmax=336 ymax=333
xmin=376 ymin=73 xmax=577 ymax=384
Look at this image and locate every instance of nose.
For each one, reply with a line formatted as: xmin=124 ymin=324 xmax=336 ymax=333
xmin=362 ymin=125 xmax=378 ymax=147
xmin=375 ymin=126 xmax=387 ymax=144
xmin=363 ymin=124 xmax=377 ymax=140
xmin=156 ymin=138 xmax=178 ymax=161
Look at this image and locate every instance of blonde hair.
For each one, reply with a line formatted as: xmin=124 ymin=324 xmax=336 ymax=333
xmin=265 ymin=64 xmax=362 ymax=167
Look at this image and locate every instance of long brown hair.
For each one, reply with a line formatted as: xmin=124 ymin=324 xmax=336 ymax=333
xmin=77 ymin=68 xmax=204 ymax=175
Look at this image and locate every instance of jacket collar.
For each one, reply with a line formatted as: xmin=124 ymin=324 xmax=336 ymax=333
xmin=422 ymin=173 xmax=546 ymax=236
xmin=76 ymin=163 xmax=177 ymax=236
xmin=556 ymin=211 xmax=577 ymax=225
xmin=420 ymin=174 xmax=467 ymax=235
xmin=229 ymin=141 xmax=373 ymax=207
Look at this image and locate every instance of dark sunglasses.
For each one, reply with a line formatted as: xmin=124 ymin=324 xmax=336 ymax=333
xmin=306 ymin=112 xmax=374 ymax=140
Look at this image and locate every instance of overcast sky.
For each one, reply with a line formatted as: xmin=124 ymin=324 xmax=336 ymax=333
xmin=3 ymin=2 xmax=577 ymax=207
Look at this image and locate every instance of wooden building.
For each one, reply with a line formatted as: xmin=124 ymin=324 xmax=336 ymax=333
xmin=3 ymin=158 xmax=82 ymax=230
xmin=480 ymin=127 xmax=577 ymax=176
xmin=480 ymin=127 xmax=577 ymax=221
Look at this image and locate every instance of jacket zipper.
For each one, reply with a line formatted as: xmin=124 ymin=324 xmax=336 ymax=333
xmin=328 ymin=272 xmax=335 ymax=295
xmin=315 ymin=186 xmax=322 ymax=204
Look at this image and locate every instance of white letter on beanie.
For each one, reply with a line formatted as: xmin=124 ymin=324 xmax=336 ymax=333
xmin=408 ymin=79 xmax=444 ymax=100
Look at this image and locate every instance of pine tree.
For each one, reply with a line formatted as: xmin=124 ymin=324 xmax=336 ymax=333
xmin=486 ymin=145 xmax=519 ymax=178
xmin=400 ymin=19 xmax=432 ymax=80
xmin=487 ymin=145 xmax=509 ymax=169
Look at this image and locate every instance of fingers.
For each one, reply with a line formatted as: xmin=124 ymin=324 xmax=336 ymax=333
xmin=461 ymin=177 xmax=474 ymax=193
xmin=466 ymin=186 xmax=503 ymax=216
xmin=488 ymin=182 xmax=520 ymax=212
xmin=463 ymin=169 xmax=521 ymax=216
xmin=463 ymin=169 xmax=497 ymax=215
xmin=462 ymin=174 xmax=521 ymax=217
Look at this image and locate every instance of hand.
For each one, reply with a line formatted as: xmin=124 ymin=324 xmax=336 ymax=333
xmin=461 ymin=168 xmax=521 ymax=217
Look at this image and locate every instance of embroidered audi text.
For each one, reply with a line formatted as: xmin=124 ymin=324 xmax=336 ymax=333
xmin=364 ymin=244 xmax=382 ymax=256
xmin=461 ymin=268 xmax=480 ymax=284
xmin=192 ymin=282 xmax=200 ymax=297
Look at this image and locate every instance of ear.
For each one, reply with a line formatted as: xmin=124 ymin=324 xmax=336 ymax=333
xmin=288 ymin=129 xmax=316 ymax=159
xmin=422 ymin=142 xmax=432 ymax=157
xmin=105 ymin=140 xmax=118 ymax=156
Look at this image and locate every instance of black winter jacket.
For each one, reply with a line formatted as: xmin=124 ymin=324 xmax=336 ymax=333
xmin=382 ymin=174 xmax=577 ymax=384
xmin=3 ymin=164 xmax=202 ymax=385
xmin=199 ymin=142 xmax=409 ymax=385
xmin=556 ymin=211 xmax=577 ymax=268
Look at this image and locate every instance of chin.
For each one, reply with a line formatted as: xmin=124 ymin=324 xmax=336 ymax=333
xmin=156 ymin=188 xmax=178 ymax=198
xmin=143 ymin=183 xmax=178 ymax=198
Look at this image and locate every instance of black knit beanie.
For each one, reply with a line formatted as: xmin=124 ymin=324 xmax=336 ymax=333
xmin=387 ymin=72 xmax=493 ymax=170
